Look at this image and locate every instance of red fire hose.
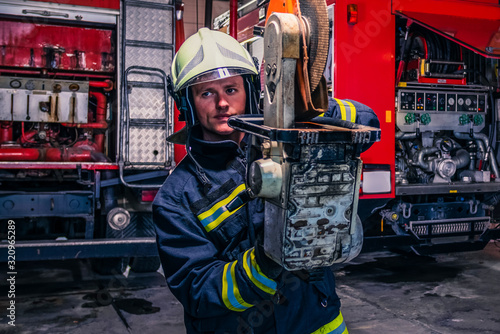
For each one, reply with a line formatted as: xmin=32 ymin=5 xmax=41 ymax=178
xmin=229 ymin=0 xmax=238 ymax=39
xmin=89 ymin=80 xmax=113 ymax=91
xmin=0 ymin=147 xmax=92 ymax=162
xmin=0 ymin=121 xmax=13 ymax=143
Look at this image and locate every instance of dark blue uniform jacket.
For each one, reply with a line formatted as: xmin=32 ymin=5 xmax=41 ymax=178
xmin=153 ymin=98 xmax=378 ymax=334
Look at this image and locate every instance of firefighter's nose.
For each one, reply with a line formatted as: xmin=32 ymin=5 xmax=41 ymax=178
xmin=216 ymin=95 xmax=229 ymax=109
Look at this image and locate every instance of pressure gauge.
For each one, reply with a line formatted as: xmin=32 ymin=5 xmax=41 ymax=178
xmin=25 ymin=80 xmax=35 ymax=90
xmin=9 ymin=80 xmax=21 ymax=89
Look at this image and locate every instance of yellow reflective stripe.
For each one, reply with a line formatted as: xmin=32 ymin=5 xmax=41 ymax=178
xmin=343 ymin=100 xmax=357 ymax=123
xmin=197 ymin=183 xmax=247 ymax=232
xmin=242 ymin=249 xmax=277 ymax=295
xmin=311 ymin=312 xmax=348 ymax=334
xmin=197 ymin=183 xmax=246 ymax=221
xmin=318 ymin=113 xmax=325 ymax=117
xmin=334 ymin=98 xmax=347 ymax=121
xmin=222 ymin=261 xmax=254 ymax=312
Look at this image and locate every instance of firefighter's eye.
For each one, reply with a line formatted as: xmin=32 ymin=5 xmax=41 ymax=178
xmin=201 ymin=91 xmax=212 ymax=97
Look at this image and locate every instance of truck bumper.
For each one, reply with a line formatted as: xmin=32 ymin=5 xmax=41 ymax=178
xmin=0 ymin=237 xmax=158 ymax=261
xmin=362 ymin=228 xmax=500 ymax=255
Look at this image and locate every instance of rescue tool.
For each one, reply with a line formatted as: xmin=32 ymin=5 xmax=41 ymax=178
xmin=229 ymin=0 xmax=380 ymax=270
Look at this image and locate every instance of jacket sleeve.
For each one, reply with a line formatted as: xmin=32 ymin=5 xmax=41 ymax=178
xmin=153 ymin=180 xmax=278 ymax=319
xmin=325 ymin=97 xmax=380 ymax=128
xmin=323 ymin=97 xmax=380 ymax=151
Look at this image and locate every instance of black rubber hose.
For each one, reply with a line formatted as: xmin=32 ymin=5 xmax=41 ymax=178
xmin=442 ymin=37 xmax=451 ymax=74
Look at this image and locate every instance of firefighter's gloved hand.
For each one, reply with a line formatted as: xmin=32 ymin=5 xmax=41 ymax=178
xmin=254 ymin=235 xmax=282 ymax=280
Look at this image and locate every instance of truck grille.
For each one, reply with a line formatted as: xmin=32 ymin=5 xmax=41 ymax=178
xmin=409 ymin=217 xmax=490 ymax=238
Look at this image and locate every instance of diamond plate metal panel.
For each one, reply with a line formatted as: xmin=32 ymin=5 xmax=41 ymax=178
xmin=125 ymin=46 xmax=173 ymax=82
xmin=129 ymin=87 xmax=165 ymax=119
xmin=128 ymin=126 xmax=167 ymax=166
xmin=126 ymin=6 xmax=173 ymax=44
xmin=121 ymin=0 xmax=174 ymax=172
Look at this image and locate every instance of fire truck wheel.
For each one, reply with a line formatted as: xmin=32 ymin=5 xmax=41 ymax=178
xmin=130 ymin=256 xmax=161 ymax=273
xmin=91 ymin=257 xmax=129 ymax=275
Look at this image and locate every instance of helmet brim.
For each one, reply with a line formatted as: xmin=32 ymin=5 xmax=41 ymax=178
xmin=177 ymin=67 xmax=256 ymax=92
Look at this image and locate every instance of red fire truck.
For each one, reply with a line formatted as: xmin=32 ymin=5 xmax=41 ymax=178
xmin=2 ymin=0 xmax=500 ymax=273
xmin=217 ymin=0 xmax=500 ymax=254
xmin=0 ymin=0 xmax=184 ymax=273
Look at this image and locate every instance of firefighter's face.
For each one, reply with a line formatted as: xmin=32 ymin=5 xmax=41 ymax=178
xmin=191 ymin=75 xmax=246 ymax=143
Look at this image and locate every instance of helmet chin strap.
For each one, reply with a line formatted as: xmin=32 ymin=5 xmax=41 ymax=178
xmin=183 ymin=88 xmax=198 ymax=127
xmin=185 ymin=126 xmax=213 ymax=194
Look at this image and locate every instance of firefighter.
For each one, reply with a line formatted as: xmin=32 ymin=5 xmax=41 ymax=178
xmin=153 ymin=27 xmax=350 ymax=334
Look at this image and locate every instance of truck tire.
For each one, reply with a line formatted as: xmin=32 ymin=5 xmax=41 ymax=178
xmin=130 ymin=256 xmax=160 ymax=273
xmin=128 ymin=212 xmax=160 ymax=272
xmin=91 ymin=257 xmax=129 ymax=275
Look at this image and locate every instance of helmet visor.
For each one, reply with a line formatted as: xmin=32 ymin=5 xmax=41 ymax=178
xmin=180 ymin=67 xmax=255 ymax=91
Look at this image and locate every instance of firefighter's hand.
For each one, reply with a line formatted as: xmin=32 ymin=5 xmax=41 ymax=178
xmin=254 ymin=235 xmax=282 ymax=280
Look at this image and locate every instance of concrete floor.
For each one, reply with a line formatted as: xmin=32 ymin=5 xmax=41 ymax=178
xmin=1 ymin=241 xmax=500 ymax=334
xmin=335 ymin=241 xmax=500 ymax=334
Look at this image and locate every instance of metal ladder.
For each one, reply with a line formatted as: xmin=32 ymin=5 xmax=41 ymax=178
xmin=120 ymin=0 xmax=175 ymax=188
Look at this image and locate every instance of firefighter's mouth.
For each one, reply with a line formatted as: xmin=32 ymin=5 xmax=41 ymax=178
xmin=214 ymin=114 xmax=233 ymax=120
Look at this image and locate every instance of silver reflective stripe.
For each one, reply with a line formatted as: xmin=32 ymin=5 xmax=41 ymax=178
xmin=216 ymin=42 xmax=255 ymax=68
xmin=176 ymin=46 xmax=204 ymax=88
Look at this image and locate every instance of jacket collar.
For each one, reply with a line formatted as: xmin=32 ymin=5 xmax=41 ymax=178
xmin=189 ymin=125 xmax=244 ymax=169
